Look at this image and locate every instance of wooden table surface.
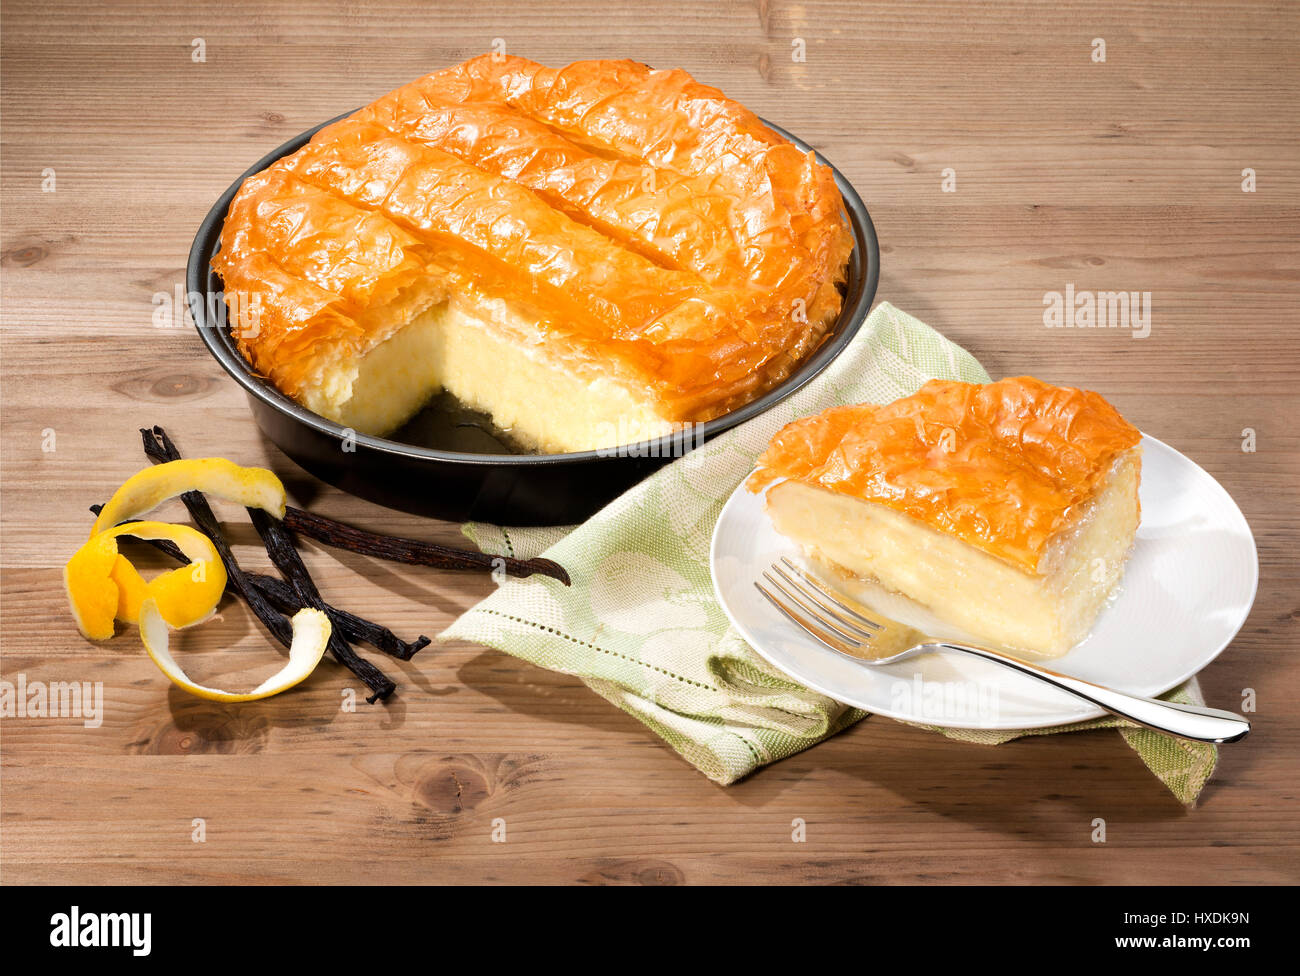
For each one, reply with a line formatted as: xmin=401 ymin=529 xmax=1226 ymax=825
xmin=2 ymin=0 xmax=1297 ymax=885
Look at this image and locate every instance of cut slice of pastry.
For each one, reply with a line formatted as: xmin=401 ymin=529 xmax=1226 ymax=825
xmin=748 ymin=377 xmax=1143 ymax=658
xmin=212 ymin=54 xmax=853 ymax=453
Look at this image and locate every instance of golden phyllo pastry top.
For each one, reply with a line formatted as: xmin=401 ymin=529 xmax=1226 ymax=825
xmin=213 ymin=54 xmax=853 ymax=422
xmin=748 ymin=377 xmax=1143 ymax=572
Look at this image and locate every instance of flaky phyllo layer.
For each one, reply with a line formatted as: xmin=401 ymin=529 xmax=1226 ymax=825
xmin=212 ymin=55 xmax=853 ymax=452
xmin=750 ymin=378 xmax=1144 ymax=656
xmin=749 ymin=377 xmax=1143 ymax=572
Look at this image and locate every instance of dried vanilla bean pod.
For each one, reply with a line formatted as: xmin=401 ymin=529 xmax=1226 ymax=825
xmin=282 ymin=505 xmax=571 ymax=586
xmin=141 ymin=426 xmax=396 ymax=701
xmin=89 ymin=505 xmax=429 ymax=661
xmin=246 ymin=573 xmax=429 ymax=661
xmin=246 ymin=506 xmax=395 ymax=702
xmin=135 ymin=430 xmax=293 ymax=646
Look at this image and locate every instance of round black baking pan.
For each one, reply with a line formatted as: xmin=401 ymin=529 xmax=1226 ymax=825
xmin=188 ymin=114 xmax=880 ymax=526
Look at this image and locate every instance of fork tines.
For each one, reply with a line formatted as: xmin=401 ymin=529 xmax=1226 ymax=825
xmin=754 ymin=558 xmax=881 ymax=653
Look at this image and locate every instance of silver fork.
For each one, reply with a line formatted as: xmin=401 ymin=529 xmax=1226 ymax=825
xmin=755 ymin=557 xmax=1250 ymax=743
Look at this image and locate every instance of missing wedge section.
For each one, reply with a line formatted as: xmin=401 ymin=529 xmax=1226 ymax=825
xmin=300 ymin=299 xmax=674 ymax=453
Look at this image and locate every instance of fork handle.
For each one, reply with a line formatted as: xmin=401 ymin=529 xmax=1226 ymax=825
xmin=931 ymin=642 xmax=1250 ymax=743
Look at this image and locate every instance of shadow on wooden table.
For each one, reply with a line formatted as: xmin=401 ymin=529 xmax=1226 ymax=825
xmin=455 ymin=649 xmax=1201 ymax=836
xmin=455 ymin=648 xmax=679 ymax=737
xmin=728 ymin=718 xmax=1205 ymax=826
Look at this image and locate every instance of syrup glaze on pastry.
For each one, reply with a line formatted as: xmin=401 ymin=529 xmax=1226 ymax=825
xmin=749 ymin=376 xmax=1143 ymax=572
xmin=750 ymin=377 xmax=1144 ymax=656
xmin=213 ymin=55 xmax=853 ymax=451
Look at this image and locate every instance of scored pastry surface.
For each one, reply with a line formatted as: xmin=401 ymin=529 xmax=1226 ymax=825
xmin=214 ymin=54 xmax=853 ymax=449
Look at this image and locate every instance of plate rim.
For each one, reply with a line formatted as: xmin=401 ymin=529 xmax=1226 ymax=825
xmin=709 ymin=432 xmax=1259 ymax=730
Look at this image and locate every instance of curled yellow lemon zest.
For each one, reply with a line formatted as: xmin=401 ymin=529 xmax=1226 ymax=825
xmin=64 ymin=521 xmax=228 ymax=639
xmin=69 ymin=459 xmax=324 ymax=702
xmin=139 ymin=600 xmax=330 ymax=702
xmin=90 ymin=458 xmax=285 ymax=538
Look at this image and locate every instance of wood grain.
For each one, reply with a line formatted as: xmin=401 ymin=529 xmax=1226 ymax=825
xmin=2 ymin=0 xmax=1297 ymax=885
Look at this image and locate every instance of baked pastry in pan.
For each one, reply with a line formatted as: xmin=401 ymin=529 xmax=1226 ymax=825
xmin=749 ymin=377 xmax=1143 ymax=657
xmin=213 ymin=54 xmax=853 ymax=453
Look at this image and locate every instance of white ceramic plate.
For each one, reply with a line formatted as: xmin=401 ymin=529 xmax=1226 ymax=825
xmin=710 ymin=435 xmax=1258 ymax=730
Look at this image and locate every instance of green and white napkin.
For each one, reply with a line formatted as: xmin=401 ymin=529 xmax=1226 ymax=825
xmin=439 ymin=303 xmax=1217 ymax=805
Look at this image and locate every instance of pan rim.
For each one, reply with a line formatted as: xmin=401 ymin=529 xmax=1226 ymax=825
xmin=186 ymin=112 xmax=880 ymax=467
